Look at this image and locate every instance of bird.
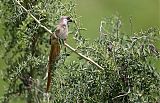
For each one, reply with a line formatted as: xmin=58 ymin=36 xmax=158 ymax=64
xmin=46 ymin=16 xmax=73 ymax=93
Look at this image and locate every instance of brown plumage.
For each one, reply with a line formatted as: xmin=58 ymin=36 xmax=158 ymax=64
xmin=46 ymin=16 xmax=72 ymax=93
xmin=46 ymin=37 xmax=60 ymax=93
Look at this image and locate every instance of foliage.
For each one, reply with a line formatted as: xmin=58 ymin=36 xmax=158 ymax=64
xmin=51 ymin=17 xmax=160 ymax=103
xmin=0 ymin=0 xmax=160 ymax=103
xmin=0 ymin=0 xmax=77 ymax=103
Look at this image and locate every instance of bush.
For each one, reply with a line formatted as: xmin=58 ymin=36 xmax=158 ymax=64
xmin=0 ymin=0 xmax=160 ymax=103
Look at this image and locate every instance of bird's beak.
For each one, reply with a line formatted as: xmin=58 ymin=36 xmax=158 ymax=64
xmin=68 ymin=19 xmax=73 ymax=22
xmin=67 ymin=17 xmax=74 ymax=23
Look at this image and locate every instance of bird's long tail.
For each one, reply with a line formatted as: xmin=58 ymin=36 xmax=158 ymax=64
xmin=46 ymin=38 xmax=60 ymax=93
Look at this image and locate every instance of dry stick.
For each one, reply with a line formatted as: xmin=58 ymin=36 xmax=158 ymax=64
xmin=112 ymin=75 xmax=131 ymax=100
xmin=65 ymin=43 xmax=104 ymax=70
xmin=15 ymin=0 xmax=104 ymax=71
xmin=15 ymin=1 xmax=56 ymax=38
xmin=112 ymin=87 xmax=130 ymax=100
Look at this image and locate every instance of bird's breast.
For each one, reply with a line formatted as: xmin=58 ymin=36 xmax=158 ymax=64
xmin=58 ymin=26 xmax=68 ymax=40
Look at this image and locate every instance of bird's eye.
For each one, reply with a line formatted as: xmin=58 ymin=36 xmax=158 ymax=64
xmin=63 ymin=19 xmax=68 ymax=24
xmin=65 ymin=19 xmax=68 ymax=22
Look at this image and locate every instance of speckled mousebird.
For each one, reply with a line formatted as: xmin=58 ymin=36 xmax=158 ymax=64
xmin=46 ymin=16 xmax=73 ymax=93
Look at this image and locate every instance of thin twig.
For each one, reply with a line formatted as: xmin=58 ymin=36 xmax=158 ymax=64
xmin=129 ymin=16 xmax=133 ymax=35
xmin=112 ymin=87 xmax=130 ymax=100
xmin=15 ymin=0 xmax=57 ymax=38
xmin=15 ymin=0 xmax=104 ymax=71
xmin=64 ymin=43 xmax=104 ymax=70
xmin=112 ymin=75 xmax=131 ymax=100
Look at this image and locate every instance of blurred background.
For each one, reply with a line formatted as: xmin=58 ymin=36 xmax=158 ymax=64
xmin=75 ymin=0 xmax=160 ymax=72
xmin=0 ymin=0 xmax=159 ymax=102
xmin=76 ymin=0 xmax=159 ymax=39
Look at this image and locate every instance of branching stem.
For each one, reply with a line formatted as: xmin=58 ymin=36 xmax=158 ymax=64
xmin=15 ymin=0 xmax=104 ymax=71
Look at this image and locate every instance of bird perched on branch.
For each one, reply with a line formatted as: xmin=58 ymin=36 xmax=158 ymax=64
xmin=46 ymin=16 xmax=73 ymax=93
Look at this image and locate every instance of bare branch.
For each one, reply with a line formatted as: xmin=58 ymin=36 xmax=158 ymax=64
xmin=64 ymin=43 xmax=104 ymax=71
xmin=112 ymin=87 xmax=130 ymax=100
xmin=15 ymin=0 xmax=104 ymax=71
xmin=15 ymin=0 xmax=56 ymax=38
xmin=112 ymin=75 xmax=131 ymax=100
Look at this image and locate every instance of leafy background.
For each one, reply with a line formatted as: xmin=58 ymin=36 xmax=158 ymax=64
xmin=75 ymin=0 xmax=160 ymax=70
xmin=0 ymin=0 xmax=159 ymax=102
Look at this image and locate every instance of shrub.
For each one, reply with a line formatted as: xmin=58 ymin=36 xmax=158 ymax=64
xmin=0 ymin=0 xmax=160 ymax=103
